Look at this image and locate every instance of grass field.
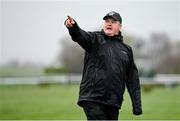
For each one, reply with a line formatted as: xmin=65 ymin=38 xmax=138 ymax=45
xmin=0 ymin=84 xmax=180 ymax=120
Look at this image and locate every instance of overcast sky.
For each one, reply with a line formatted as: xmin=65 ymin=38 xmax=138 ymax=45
xmin=0 ymin=0 xmax=180 ymax=66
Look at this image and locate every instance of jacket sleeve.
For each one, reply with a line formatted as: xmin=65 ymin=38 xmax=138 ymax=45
xmin=126 ymin=48 xmax=142 ymax=115
xmin=66 ymin=21 xmax=96 ymax=53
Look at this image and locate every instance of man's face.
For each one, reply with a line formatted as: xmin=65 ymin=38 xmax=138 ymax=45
xmin=103 ymin=17 xmax=122 ymax=37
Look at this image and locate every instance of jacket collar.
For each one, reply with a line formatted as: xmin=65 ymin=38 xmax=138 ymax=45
xmin=101 ymin=30 xmax=123 ymax=42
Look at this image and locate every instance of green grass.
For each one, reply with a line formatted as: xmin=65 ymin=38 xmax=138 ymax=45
xmin=0 ymin=84 xmax=180 ymax=120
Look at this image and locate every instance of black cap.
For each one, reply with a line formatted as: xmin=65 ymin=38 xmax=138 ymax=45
xmin=103 ymin=11 xmax=122 ymax=24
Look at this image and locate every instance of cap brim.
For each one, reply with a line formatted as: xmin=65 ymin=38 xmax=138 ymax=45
xmin=103 ymin=16 xmax=118 ymax=21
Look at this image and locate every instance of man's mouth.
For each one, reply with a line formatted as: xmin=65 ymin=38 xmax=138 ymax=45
xmin=107 ymin=27 xmax=112 ymax=30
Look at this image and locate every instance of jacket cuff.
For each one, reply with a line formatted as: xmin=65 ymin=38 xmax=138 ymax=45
xmin=133 ymin=108 xmax=142 ymax=115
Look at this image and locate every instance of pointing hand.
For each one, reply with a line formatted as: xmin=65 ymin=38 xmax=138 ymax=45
xmin=65 ymin=15 xmax=75 ymax=28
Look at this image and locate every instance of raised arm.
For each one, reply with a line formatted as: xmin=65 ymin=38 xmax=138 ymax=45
xmin=65 ymin=16 xmax=96 ymax=53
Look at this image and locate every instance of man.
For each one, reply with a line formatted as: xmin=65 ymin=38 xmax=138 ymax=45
xmin=65 ymin=11 xmax=142 ymax=120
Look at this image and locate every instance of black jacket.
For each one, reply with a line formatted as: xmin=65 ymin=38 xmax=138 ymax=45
xmin=67 ymin=22 xmax=142 ymax=115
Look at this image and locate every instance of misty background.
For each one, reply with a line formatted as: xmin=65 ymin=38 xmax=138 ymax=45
xmin=0 ymin=0 xmax=180 ymax=76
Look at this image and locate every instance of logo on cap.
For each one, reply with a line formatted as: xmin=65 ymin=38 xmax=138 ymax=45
xmin=108 ymin=11 xmax=116 ymax=16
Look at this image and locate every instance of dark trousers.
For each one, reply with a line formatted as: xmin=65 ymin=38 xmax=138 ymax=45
xmin=81 ymin=101 xmax=119 ymax=120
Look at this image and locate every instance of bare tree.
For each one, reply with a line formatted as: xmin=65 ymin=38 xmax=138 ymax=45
xmin=58 ymin=36 xmax=84 ymax=73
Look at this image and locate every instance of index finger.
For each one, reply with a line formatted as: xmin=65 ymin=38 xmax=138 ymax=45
xmin=67 ymin=15 xmax=73 ymax=22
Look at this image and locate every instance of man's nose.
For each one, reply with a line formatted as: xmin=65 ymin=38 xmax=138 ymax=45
xmin=107 ymin=22 xmax=112 ymax=26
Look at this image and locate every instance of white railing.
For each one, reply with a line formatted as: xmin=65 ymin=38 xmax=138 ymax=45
xmin=0 ymin=74 xmax=180 ymax=85
xmin=0 ymin=74 xmax=82 ymax=85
